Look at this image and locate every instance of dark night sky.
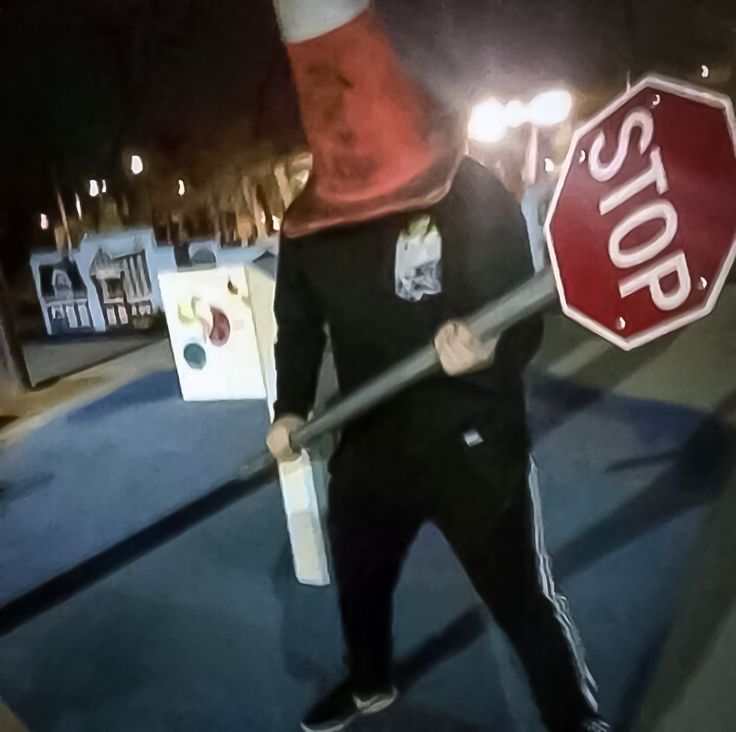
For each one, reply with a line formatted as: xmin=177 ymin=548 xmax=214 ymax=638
xmin=0 ymin=0 xmax=734 ymax=272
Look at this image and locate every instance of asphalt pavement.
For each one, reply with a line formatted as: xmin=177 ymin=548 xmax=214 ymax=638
xmin=0 ymin=285 xmax=734 ymax=731
xmin=21 ymin=333 xmax=164 ymax=387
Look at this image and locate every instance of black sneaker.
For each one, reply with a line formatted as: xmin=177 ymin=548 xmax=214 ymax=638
xmin=301 ymin=681 xmax=398 ymax=732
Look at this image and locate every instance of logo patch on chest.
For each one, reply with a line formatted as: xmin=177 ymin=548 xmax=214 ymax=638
xmin=394 ymin=215 xmax=443 ymax=302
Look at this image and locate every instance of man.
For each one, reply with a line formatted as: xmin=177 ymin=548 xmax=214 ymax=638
xmin=268 ymin=158 xmax=606 ymax=732
xmin=267 ymin=2 xmax=608 ymax=730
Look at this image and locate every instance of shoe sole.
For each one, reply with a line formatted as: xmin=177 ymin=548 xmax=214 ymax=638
xmin=300 ymin=717 xmax=355 ymax=732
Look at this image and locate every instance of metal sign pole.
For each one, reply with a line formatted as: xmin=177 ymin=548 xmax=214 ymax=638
xmin=1 ymin=269 xmax=557 ymax=634
xmin=239 ymin=269 xmax=558 ymax=476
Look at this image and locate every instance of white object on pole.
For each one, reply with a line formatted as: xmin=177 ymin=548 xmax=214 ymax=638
xmin=468 ymin=99 xmax=507 ymax=143
xmin=529 ymin=89 xmax=573 ymax=127
xmin=522 ymin=124 xmax=539 ymax=185
xmin=246 ymin=265 xmax=331 ymax=586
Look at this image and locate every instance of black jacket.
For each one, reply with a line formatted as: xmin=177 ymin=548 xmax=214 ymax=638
xmin=273 ymin=157 xmax=542 ymax=453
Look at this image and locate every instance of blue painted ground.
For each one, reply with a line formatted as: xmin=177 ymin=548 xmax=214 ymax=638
xmin=0 ymin=369 xmax=732 ymax=731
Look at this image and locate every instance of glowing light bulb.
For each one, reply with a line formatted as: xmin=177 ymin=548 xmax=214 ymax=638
xmin=529 ymin=89 xmax=573 ymax=127
xmin=468 ymin=99 xmax=507 ymax=143
xmin=130 ymin=155 xmax=144 ymax=175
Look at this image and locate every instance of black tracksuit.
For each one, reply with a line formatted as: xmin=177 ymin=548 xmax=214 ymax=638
xmin=273 ymin=158 xmax=599 ymax=730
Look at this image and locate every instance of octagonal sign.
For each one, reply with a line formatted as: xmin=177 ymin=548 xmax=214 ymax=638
xmin=546 ymin=75 xmax=736 ymax=350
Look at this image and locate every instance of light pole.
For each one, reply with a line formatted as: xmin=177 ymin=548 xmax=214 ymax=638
xmin=126 ymin=153 xmax=155 ymax=230
xmin=468 ymin=89 xmax=574 ymax=270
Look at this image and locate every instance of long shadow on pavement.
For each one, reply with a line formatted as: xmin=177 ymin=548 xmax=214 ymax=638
xmin=548 ymin=390 xmax=736 ymax=730
xmin=632 ymin=393 xmax=736 ymax=731
xmin=271 ymin=539 xmax=490 ymax=729
xmin=65 ymin=370 xmax=180 ymax=424
xmin=553 ymin=402 xmax=736 ymax=581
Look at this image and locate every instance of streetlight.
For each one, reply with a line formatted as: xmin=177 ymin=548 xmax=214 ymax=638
xmin=468 ymin=99 xmax=507 ymax=143
xmin=89 ymin=179 xmax=100 ymax=197
xmin=130 ymin=154 xmax=144 ymax=176
xmin=40 ymin=213 xmax=49 ymax=230
xmin=701 ymin=64 xmax=710 ymax=79
xmin=528 ymin=89 xmax=573 ymax=127
xmin=178 ymin=179 xmax=186 ymax=196
xmin=470 ymin=89 xmax=573 ymax=143
xmin=468 ymin=88 xmax=573 ymax=271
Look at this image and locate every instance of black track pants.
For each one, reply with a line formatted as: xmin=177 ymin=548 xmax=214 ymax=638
xmin=327 ymin=425 xmax=599 ymax=732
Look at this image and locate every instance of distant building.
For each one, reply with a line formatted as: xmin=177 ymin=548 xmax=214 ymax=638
xmin=30 ymin=228 xmax=277 ymax=336
xmin=35 ymin=257 xmax=93 ymax=334
xmin=30 ymin=228 xmax=162 ymax=335
xmin=89 ymin=248 xmax=154 ymax=329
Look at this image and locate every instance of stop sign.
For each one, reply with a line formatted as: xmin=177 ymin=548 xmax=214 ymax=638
xmin=546 ymin=75 xmax=736 ymax=350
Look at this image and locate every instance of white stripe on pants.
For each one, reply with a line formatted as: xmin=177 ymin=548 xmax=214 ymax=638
xmin=527 ymin=460 xmax=599 ymax=713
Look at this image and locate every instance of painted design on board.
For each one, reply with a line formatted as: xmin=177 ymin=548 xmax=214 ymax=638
xmin=177 ymin=297 xmax=232 ymax=347
xmin=89 ymin=245 xmax=154 ymax=329
xmin=37 ymin=258 xmax=94 ymax=334
xmin=183 ymin=343 xmax=207 ymax=370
